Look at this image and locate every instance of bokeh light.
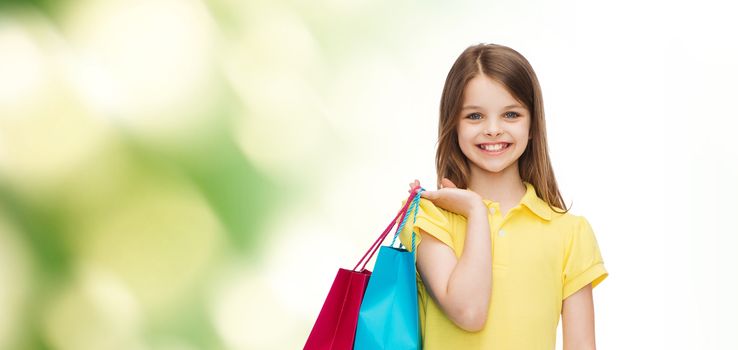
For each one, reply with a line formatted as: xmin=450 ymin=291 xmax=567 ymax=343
xmin=1 ymin=0 xmax=737 ymax=349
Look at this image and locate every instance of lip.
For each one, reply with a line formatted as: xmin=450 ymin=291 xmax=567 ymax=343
xmin=477 ymin=142 xmax=511 ymax=155
xmin=478 ymin=142 xmax=511 ymax=146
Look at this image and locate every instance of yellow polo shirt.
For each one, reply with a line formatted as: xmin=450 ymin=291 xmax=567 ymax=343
xmin=396 ymin=181 xmax=608 ymax=349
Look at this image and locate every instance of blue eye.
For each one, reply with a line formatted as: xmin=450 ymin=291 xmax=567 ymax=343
xmin=466 ymin=111 xmax=520 ymax=120
xmin=466 ymin=112 xmax=482 ymax=120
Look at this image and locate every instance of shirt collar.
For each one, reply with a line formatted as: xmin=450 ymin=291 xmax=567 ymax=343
xmin=481 ymin=181 xmax=554 ymax=221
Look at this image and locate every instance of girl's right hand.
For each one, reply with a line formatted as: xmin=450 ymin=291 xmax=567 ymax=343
xmin=408 ymin=178 xmax=485 ymax=218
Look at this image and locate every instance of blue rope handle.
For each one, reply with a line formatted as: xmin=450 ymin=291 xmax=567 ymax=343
xmin=390 ymin=188 xmax=424 ymax=253
xmin=391 ymin=189 xmax=421 ymax=247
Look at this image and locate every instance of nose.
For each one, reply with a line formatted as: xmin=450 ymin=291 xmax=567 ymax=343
xmin=484 ymin=120 xmax=504 ymax=137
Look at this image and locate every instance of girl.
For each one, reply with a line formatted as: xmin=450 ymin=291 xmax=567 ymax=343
xmin=398 ymin=43 xmax=608 ymax=349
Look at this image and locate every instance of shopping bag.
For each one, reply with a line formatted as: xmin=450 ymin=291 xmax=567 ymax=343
xmin=304 ymin=187 xmax=423 ymax=350
xmin=354 ymin=189 xmax=424 ymax=350
xmin=303 ymin=267 xmax=371 ymax=350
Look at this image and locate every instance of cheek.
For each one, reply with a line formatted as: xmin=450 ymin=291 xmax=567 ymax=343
xmin=514 ymin=123 xmax=531 ymax=142
xmin=456 ymin=129 xmax=476 ymax=148
xmin=457 ymin=123 xmax=477 ymax=139
xmin=455 ymin=133 xmax=474 ymax=156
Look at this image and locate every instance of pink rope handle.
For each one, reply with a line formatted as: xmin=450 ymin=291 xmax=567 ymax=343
xmin=353 ymin=185 xmax=421 ymax=271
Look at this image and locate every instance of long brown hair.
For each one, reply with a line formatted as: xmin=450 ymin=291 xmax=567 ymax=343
xmin=436 ymin=43 xmax=571 ymax=214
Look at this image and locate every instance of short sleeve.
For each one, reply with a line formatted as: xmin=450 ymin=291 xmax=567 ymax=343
xmin=562 ymin=216 xmax=609 ymax=300
xmin=394 ymin=197 xmax=454 ymax=255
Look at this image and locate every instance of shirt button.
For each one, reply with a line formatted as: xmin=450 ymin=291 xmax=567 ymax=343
xmin=499 ymin=229 xmax=506 ymax=237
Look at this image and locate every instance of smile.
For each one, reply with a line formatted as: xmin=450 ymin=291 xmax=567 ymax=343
xmin=478 ymin=143 xmax=510 ymax=155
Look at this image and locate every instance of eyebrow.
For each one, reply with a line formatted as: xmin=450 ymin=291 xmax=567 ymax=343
xmin=461 ymin=104 xmax=525 ymax=110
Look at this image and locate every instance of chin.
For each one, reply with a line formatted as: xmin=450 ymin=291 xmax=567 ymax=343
xmin=481 ymin=164 xmax=513 ymax=174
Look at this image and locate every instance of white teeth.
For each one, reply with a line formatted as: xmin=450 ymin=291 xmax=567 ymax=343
xmin=480 ymin=143 xmax=509 ymax=151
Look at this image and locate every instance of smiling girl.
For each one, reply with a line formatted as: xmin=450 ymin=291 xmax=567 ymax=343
xmin=398 ymin=43 xmax=608 ymax=349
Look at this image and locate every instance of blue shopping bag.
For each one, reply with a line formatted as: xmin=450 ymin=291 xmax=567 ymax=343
xmin=354 ymin=189 xmax=424 ymax=350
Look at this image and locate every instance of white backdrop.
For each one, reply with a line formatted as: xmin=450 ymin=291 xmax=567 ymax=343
xmin=294 ymin=0 xmax=738 ymax=349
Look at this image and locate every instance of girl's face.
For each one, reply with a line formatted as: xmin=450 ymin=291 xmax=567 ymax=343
xmin=457 ymin=74 xmax=531 ymax=176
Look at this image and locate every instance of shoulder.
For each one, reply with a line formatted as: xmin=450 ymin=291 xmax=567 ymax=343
xmin=402 ymin=198 xmax=459 ymax=233
xmin=546 ymin=209 xmax=595 ymax=240
xmin=397 ymin=196 xmax=457 ymax=251
xmin=400 ymin=196 xmax=455 ymax=229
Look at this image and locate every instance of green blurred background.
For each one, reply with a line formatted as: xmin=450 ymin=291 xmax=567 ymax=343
xmin=0 ymin=0 xmax=453 ymax=348
xmin=2 ymin=0 xmax=738 ymax=349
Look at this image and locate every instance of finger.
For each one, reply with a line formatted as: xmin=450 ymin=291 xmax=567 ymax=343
xmin=409 ymin=182 xmax=421 ymax=193
xmin=441 ymin=178 xmax=457 ymax=188
xmin=420 ymin=189 xmax=435 ymax=200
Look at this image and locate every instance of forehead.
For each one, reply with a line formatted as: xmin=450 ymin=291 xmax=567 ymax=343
xmin=462 ymin=75 xmax=521 ymax=107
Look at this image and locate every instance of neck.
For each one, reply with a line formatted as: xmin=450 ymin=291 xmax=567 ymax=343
xmin=467 ymin=162 xmax=526 ymax=205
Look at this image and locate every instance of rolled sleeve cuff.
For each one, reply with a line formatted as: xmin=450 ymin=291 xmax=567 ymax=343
xmin=563 ymin=263 xmax=608 ymax=300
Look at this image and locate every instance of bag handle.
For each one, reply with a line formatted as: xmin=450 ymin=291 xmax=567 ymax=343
xmin=390 ymin=188 xmax=422 ymax=252
xmin=352 ymin=186 xmax=424 ymax=271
